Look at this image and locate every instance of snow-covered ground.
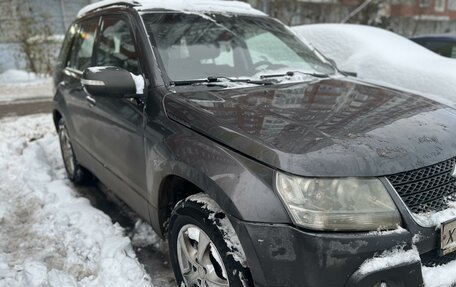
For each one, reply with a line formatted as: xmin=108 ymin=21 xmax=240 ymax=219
xmin=0 ymin=114 xmax=173 ymax=287
xmin=0 ymin=70 xmax=53 ymax=103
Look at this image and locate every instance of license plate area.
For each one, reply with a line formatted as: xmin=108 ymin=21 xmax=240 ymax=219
xmin=440 ymin=218 xmax=456 ymax=256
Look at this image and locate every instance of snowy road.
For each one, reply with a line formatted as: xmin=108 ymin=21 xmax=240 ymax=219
xmin=0 ymin=114 xmax=175 ymax=287
xmin=0 ymin=100 xmax=52 ymax=119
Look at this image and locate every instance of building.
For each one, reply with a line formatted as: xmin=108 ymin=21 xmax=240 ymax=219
xmin=246 ymin=0 xmax=456 ymax=35
xmin=389 ymin=0 xmax=456 ymax=35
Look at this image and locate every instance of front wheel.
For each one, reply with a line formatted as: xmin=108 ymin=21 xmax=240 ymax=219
xmin=168 ymin=194 xmax=253 ymax=287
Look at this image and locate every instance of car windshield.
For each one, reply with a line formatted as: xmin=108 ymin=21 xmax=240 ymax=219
xmin=141 ymin=12 xmax=335 ymax=83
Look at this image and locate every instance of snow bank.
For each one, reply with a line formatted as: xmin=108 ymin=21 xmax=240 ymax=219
xmin=78 ymin=0 xmax=266 ymax=18
xmin=423 ymin=260 xmax=456 ymax=287
xmin=130 ymin=220 xmax=161 ymax=249
xmin=0 ymin=115 xmax=152 ymax=287
xmin=0 ymin=70 xmax=53 ymax=103
xmin=0 ymin=69 xmax=49 ymax=85
xmin=292 ymin=24 xmax=456 ymax=108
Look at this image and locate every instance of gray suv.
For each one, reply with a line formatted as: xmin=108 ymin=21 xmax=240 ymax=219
xmin=53 ymin=1 xmax=456 ymax=286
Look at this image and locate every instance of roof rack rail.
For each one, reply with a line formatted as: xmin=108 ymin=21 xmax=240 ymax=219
xmin=77 ymin=0 xmax=141 ymax=18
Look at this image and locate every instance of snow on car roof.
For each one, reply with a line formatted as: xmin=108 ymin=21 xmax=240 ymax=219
xmin=77 ymin=0 xmax=266 ymax=18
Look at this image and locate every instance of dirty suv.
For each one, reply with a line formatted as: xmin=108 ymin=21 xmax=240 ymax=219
xmin=53 ymin=1 xmax=456 ymax=286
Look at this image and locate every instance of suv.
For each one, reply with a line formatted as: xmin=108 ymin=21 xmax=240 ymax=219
xmin=53 ymin=1 xmax=456 ymax=286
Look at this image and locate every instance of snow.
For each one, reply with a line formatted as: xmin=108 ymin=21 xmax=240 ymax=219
xmin=78 ymin=0 xmax=266 ymax=18
xmin=0 ymin=114 xmax=152 ymax=286
xmin=0 ymin=70 xmax=53 ymax=103
xmin=423 ymin=260 xmax=456 ymax=287
xmin=358 ymin=246 xmax=420 ymax=275
xmin=292 ymin=24 xmax=456 ymax=109
xmin=413 ymin=201 xmax=456 ymax=228
xmin=0 ymin=69 xmax=49 ymax=85
xmin=130 ymin=220 xmax=161 ymax=249
xmin=130 ymin=73 xmax=145 ymax=94
xmin=185 ymin=193 xmax=248 ymax=267
xmin=367 ymin=226 xmax=408 ymax=236
xmin=137 ymin=0 xmax=266 ymax=16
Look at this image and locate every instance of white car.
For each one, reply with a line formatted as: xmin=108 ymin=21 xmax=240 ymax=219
xmin=292 ymin=24 xmax=456 ymax=108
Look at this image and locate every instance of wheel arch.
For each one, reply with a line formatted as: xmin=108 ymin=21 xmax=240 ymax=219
xmin=157 ymin=174 xmax=204 ymax=236
xmin=155 ymin=168 xmax=245 ymax=236
xmin=52 ymin=109 xmax=63 ymax=130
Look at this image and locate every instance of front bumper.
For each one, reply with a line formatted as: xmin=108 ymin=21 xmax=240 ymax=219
xmin=231 ymin=218 xmax=424 ymax=287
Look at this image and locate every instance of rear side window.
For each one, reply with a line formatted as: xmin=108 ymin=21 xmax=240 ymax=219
xmin=95 ymin=17 xmax=139 ymax=74
xmin=424 ymin=41 xmax=456 ymax=59
xmin=67 ymin=18 xmax=99 ymax=72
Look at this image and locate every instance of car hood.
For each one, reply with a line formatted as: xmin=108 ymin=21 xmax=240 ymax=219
xmin=164 ymin=78 xmax=456 ymax=177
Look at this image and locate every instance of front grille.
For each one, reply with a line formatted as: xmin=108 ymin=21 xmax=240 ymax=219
xmin=386 ymin=157 xmax=456 ymax=214
xmin=420 ymin=250 xmax=456 ymax=267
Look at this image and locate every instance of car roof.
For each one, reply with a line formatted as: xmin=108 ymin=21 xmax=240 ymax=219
xmin=77 ymin=0 xmax=266 ymax=18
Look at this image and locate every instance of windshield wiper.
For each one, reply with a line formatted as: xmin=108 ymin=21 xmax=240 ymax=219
xmin=170 ymin=78 xmax=228 ymax=87
xmin=170 ymin=76 xmax=274 ymax=87
xmin=259 ymin=71 xmax=329 ymax=79
xmin=213 ymin=76 xmax=274 ymax=86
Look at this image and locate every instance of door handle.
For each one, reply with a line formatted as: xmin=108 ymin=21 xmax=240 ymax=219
xmin=86 ymin=95 xmax=96 ymax=107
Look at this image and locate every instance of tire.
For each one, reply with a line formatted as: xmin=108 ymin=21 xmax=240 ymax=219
xmin=57 ymin=118 xmax=94 ymax=185
xmin=168 ymin=193 xmax=253 ymax=287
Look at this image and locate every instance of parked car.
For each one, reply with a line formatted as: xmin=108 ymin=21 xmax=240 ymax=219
xmin=411 ymin=34 xmax=456 ymax=59
xmin=292 ymin=24 xmax=456 ymax=109
xmin=54 ymin=1 xmax=456 ymax=286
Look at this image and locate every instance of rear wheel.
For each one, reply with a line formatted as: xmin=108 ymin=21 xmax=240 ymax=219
xmin=57 ymin=118 xmax=94 ymax=185
xmin=168 ymin=194 xmax=253 ymax=287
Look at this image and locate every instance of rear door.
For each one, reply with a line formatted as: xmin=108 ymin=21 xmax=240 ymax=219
xmin=61 ymin=17 xmax=99 ymax=154
xmin=86 ymin=13 xmax=148 ymax=217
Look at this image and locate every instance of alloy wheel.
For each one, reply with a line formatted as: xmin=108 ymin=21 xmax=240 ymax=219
xmin=177 ymin=224 xmax=229 ymax=287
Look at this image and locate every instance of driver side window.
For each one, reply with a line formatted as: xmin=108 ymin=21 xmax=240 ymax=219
xmin=95 ymin=16 xmax=139 ymax=74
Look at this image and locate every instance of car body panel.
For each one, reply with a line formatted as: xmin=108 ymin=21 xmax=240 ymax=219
xmin=142 ymin=88 xmax=292 ymax=234
xmin=164 ymin=78 xmax=456 ymax=177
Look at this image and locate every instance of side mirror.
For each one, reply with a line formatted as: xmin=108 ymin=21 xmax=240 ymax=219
xmin=81 ymin=66 xmax=144 ymax=98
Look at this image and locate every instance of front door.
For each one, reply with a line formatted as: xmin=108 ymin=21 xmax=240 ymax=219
xmin=86 ymin=14 xmax=148 ymax=218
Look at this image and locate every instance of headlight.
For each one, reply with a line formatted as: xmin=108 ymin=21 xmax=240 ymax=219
xmin=275 ymin=172 xmax=401 ymax=231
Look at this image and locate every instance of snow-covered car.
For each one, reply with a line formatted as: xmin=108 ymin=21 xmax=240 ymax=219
xmin=52 ymin=1 xmax=456 ymax=286
xmin=292 ymin=24 xmax=456 ymax=108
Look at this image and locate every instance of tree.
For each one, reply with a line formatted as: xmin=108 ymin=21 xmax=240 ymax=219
xmin=14 ymin=0 xmax=56 ymax=75
xmin=343 ymin=0 xmax=391 ymax=29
